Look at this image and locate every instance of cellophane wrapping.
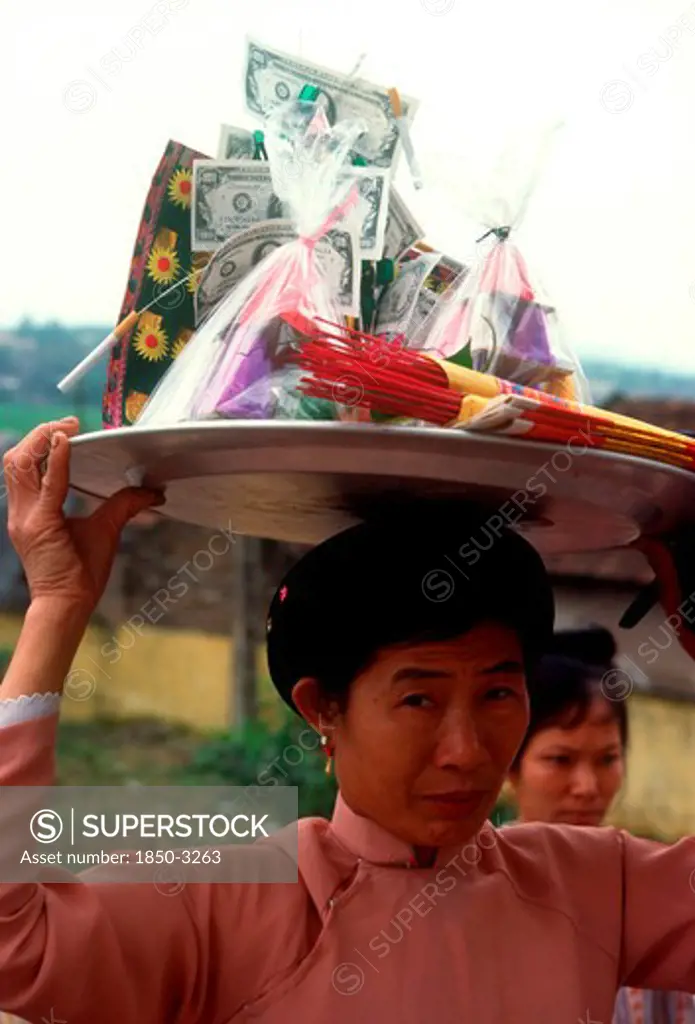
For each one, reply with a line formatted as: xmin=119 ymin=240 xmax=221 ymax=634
xmin=408 ymin=122 xmax=590 ymax=402
xmin=137 ymin=99 xmax=367 ymax=426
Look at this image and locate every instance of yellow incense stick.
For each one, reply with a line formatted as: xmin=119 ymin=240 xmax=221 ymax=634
xmin=431 ymin=357 xmax=693 ymax=448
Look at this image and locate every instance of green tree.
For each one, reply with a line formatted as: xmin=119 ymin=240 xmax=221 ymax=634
xmin=185 ymin=704 xmax=337 ymax=818
xmin=0 ymin=647 xmax=13 ymax=680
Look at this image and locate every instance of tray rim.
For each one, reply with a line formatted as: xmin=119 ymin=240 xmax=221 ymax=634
xmin=68 ymin=419 xmax=695 ymax=483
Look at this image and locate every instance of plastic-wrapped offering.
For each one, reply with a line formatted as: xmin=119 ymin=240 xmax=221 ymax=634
xmin=413 ymin=123 xmax=589 ymax=401
xmin=375 ymin=244 xmax=469 ymax=352
xmin=136 ymin=98 xmax=367 ymax=427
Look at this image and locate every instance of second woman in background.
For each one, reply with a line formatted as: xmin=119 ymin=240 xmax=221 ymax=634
xmin=506 ymin=627 xmax=695 ymax=1024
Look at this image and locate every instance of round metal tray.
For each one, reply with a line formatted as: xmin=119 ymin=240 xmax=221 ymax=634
xmin=67 ymin=421 xmax=695 ymax=551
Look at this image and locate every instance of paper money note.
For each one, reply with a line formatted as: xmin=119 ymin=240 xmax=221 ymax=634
xmin=407 ymin=252 xmax=471 ymax=346
xmin=195 ymin=218 xmax=360 ymax=321
xmin=400 ymin=246 xmax=468 ymax=290
xmin=318 ymin=218 xmax=361 ymax=315
xmin=192 ymin=161 xmax=287 ymax=251
xmin=217 ymin=124 xmax=257 ymax=160
xmin=375 ymin=248 xmax=471 ymax=345
xmin=374 ymin=251 xmax=441 ymax=338
xmin=192 ymin=159 xmax=388 ymax=259
xmin=244 ymin=38 xmax=418 ymax=168
xmin=384 ymin=186 xmax=424 ymax=261
xmin=342 ymin=166 xmax=389 ymax=260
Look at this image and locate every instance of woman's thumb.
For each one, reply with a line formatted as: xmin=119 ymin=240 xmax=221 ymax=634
xmin=91 ymin=487 xmax=164 ymax=535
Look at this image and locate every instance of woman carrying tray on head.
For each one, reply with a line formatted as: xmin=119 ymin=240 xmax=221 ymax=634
xmin=1 ymin=417 xmax=695 ymax=1024
xmin=506 ymin=629 xmax=695 ymax=1024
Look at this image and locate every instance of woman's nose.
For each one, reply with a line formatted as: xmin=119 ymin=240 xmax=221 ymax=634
xmin=433 ymin=716 xmax=490 ymax=772
xmin=569 ymin=763 xmax=600 ymax=796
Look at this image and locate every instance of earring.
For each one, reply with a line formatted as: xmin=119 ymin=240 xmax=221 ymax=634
xmin=320 ymin=734 xmax=333 ymax=776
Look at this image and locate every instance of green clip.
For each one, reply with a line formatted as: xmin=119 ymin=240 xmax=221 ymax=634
xmin=298 ymin=83 xmax=320 ymax=101
xmin=475 ymin=225 xmax=511 ymax=244
xmin=376 ymin=258 xmax=395 ymax=287
xmin=252 ymin=130 xmax=268 ymax=160
xmin=352 ymin=154 xmax=368 ymax=167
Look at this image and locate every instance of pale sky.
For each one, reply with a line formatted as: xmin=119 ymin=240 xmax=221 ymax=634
xmin=3 ymin=0 xmax=695 ymax=370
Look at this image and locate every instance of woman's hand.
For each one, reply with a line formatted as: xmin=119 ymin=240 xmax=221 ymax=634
xmin=4 ymin=417 xmax=163 ymax=618
xmin=624 ymin=527 xmax=695 ymax=663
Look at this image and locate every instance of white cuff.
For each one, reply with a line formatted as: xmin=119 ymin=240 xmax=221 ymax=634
xmin=0 ymin=693 xmax=61 ymax=728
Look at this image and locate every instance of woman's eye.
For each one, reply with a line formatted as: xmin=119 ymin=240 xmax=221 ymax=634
xmin=484 ymin=686 xmax=516 ymax=702
xmin=546 ymin=755 xmax=571 ymax=766
xmin=601 ymin=753 xmax=621 ymax=766
xmin=401 ymin=693 xmax=434 ymax=708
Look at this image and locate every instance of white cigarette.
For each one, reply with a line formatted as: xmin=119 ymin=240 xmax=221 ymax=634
xmin=397 ymin=117 xmax=424 ymax=190
xmin=57 ymin=310 xmax=139 ymax=393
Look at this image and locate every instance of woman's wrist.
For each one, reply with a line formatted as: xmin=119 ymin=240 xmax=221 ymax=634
xmin=26 ymin=595 xmax=94 ymax=631
xmin=0 ymin=597 xmax=93 ymax=699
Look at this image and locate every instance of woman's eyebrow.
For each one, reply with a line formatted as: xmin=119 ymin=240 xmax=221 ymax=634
xmin=541 ymin=743 xmax=623 ymax=755
xmin=390 ymin=660 xmax=524 ymax=684
xmin=481 ymin=659 xmax=524 ymax=675
xmin=391 ymin=667 xmax=452 ymax=684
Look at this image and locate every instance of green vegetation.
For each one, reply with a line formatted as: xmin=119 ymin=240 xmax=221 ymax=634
xmin=0 ymin=320 xmax=107 ymax=437
xmin=184 ymin=705 xmax=338 ymax=818
xmin=0 ymin=647 xmax=13 ymax=677
xmin=0 ymin=403 xmax=102 ymax=435
xmin=55 ymin=708 xmax=339 ymax=817
xmin=56 ymin=718 xmax=206 ymax=786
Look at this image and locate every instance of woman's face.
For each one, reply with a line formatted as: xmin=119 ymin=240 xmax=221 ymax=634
xmin=509 ymin=698 xmax=625 ymax=826
xmin=309 ymin=621 xmax=530 ymax=849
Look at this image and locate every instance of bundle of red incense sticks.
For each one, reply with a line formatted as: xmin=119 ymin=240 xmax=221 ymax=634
xmin=283 ymin=314 xmax=695 ymax=471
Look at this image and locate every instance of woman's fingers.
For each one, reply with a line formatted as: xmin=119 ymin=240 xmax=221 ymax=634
xmin=39 ymin=430 xmax=72 ymax=511
xmin=87 ymin=486 xmax=165 ymax=537
xmin=4 ymin=418 xmax=79 ymax=505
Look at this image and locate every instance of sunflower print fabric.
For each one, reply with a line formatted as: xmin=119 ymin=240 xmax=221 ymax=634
xmin=102 ymin=139 xmax=212 ymax=428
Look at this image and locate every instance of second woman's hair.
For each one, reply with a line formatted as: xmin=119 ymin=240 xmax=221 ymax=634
xmin=511 ymin=627 xmax=628 ymax=772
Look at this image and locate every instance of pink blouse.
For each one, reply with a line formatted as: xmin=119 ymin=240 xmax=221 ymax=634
xmin=1 ymin=710 xmax=695 ymax=1023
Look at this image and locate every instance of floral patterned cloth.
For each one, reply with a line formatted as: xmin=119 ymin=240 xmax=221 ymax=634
xmin=102 ymin=139 xmax=211 ymax=428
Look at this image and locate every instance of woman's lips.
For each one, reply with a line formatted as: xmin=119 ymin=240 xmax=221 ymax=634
xmin=420 ymin=791 xmax=488 ymax=816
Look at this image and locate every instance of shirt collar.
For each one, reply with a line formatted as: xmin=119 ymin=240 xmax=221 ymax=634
xmin=330 ymin=792 xmax=419 ymax=867
xmin=330 ymin=791 xmax=493 ymax=869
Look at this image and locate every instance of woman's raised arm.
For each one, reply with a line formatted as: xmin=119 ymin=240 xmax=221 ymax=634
xmin=0 ymin=420 xmax=206 ymax=1023
xmin=1 ymin=417 xmax=161 ymax=701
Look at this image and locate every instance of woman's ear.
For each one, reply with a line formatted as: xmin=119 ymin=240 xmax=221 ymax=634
xmin=292 ymin=677 xmax=342 ymax=736
xmin=291 ymin=677 xmax=323 ymax=731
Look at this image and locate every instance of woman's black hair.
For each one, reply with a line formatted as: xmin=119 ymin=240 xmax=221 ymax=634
xmin=267 ymin=504 xmax=554 ymax=714
xmin=510 ymin=626 xmax=628 ymax=772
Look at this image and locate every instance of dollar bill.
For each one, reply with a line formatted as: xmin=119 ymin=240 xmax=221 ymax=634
xmin=192 ymin=161 xmax=288 ymax=251
xmin=399 ymin=246 xmax=469 ymax=291
xmin=374 ymin=251 xmax=440 ymax=338
xmin=217 ymin=124 xmax=257 ymax=160
xmin=195 ymin=218 xmax=360 ymax=321
xmin=384 ymin=186 xmax=423 ymax=261
xmin=244 ymin=38 xmax=419 ymax=168
xmin=318 ymin=217 xmax=361 ymax=316
xmin=192 ymin=159 xmax=388 ymax=259
xmin=408 ymin=252 xmax=471 ymax=346
xmin=342 ymin=166 xmax=389 ymax=259
xmin=375 ymin=248 xmax=471 ymax=345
